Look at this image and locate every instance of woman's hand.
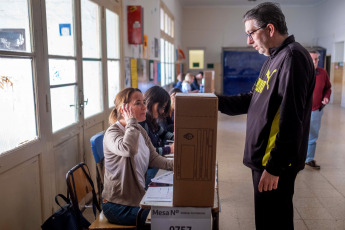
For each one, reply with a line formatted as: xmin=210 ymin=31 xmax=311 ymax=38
xmin=122 ymin=103 xmax=136 ymax=122
xmin=170 ymin=143 xmax=174 ymax=153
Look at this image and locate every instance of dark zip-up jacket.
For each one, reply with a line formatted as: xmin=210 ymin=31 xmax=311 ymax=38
xmin=218 ymin=35 xmax=315 ymax=176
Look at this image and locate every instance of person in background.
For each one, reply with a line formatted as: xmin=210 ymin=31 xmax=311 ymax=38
xmin=159 ymin=87 xmax=182 ymax=133
xmin=305 ymin=50 xmax=332 ymax=169
xmin=192 ymin=71 xmax=204 ymax=92
xmin=139 ymin=86 xmax=174 ymax=186
xmin=173 ymin=73 xmax=183 ymax=91
xmin=181 ymin=73 xmax=194 ymax=93
xmin=102 ymin=87 xmax=173 ymax=226
xmin=217 ymin=2 xmax=315 ymax=229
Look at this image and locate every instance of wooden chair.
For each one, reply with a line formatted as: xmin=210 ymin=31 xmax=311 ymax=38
xmin=66 ymin=162 xmax=101 ymax=229
xmin=67 ymin=162 xmax=136 ymax=229
xmin=89 ymin=211 xmax=136 ymax=230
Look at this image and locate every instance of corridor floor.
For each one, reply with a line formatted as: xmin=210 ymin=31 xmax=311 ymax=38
xmin=217 ymin=104 xmax=345 ymax=230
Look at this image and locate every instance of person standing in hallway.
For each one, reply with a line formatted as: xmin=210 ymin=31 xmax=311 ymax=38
xmin=217 ymin=2 xmax=315 ymax=230
xmin=305 ymin=50 xmax=332 ymax=169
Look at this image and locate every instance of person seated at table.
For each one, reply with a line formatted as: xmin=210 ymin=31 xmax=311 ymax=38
xmin=191 ymin=71 xmax=203 ymax=92
xmin=173 ymin=73 xmax=183 ymax=91
xmin=158 ymin=87 xmax=181 ymax=132
xmin=139 ymin=86 xmax=175 ymax=188
xmin=181 ymin=73 xmax=193 ymax=93
xmin=102 ymin=87 xmax=173 ymax=227
xmin=139 ymin=86 xmax=174 ymax=156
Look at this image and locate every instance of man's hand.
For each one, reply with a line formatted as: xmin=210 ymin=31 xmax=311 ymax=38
xmin=322 ymin=97 xmax=329 ymax=105
xmin=258 ymin=170 xmax=279 ymax=192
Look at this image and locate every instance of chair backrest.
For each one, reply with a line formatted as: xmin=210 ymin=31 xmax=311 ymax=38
xmin=66 ymin=162 xmax=101 ymax=214
xmin=90 ymin=132 xmax=105 ymax=163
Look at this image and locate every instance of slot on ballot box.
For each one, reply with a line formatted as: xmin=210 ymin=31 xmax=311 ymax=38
xmin=173 ymin=93 xmax=218 ymax=207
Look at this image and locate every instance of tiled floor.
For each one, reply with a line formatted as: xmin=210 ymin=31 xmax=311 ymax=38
xmin=217 ymin=104 xmax=345 ymax=230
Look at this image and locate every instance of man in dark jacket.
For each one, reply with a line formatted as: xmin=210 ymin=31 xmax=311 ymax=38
xmin=217 ymin=2 xmax=315 ymax=230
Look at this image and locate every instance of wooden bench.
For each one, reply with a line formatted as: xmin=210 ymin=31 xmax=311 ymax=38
xmin=89 ymin=211 xmax=136 ymax=230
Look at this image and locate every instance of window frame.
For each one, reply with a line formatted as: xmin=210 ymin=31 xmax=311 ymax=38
xmin=160 ymin=1 xmax=175 ymax=86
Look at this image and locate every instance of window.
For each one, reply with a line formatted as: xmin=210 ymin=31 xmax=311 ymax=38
xmin=160 ymin=2 xmax=174 ymax=86
xmin=46 ymin=0 xmax=78 ymax=132
xmin=189 ymin=49 xmax=204 ymax=69
xmin=106 ymin=9 xmax=120 ymax=108
xmin=0 ymin=0 xmax=38 ymax=153
xmin=81 ymin=0 xmax=103 ymax=118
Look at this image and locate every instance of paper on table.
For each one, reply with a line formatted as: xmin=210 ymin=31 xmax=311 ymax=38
xmin=164 ymin=153 xmax=174 ymax=158
xmin=145 ymin=187 xmax=173 ymax=202
xmin=151 ymin=171 xmax=173 ymax=184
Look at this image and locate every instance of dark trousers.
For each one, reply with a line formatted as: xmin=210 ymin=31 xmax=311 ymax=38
xmin=252 ymin=169 xmax=298 ymax=230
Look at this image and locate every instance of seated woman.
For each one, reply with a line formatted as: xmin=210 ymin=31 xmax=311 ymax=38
xmin=158 ymin=87 xmax=181 ymax=133
xmin=139 ymin=86 xmax=174 ymax=156
xmin=139 ymin=86 xmax=175 ymax=187
xmin=182 ymin=73 xmax=199 ymax=93
xmin=181 ymin=73 xmax=193 ymax=93
xmin=102 ymin=87 xmax=173 ymax=226
xmin=173 ymin=73 xmax=183 ymax=90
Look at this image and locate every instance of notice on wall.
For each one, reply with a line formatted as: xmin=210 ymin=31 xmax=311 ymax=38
xmin=143 ymin=34 xmax=148 ymax=59
xmin=125 ymin=58 xmax=131 ymax=88
xmin=151 ymin=207 xmax=211 ymax=230
xmin=130 ymin=58 xmax=138 ymax=88
xmin=149 ymin=60 xmax=154 ymax=81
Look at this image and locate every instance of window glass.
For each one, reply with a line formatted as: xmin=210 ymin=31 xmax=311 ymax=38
xmin=165 ymin=40 xmax=168 ymax=82
xmin=167 ymin=16 xmax=170 ymax=36
xmin=49 ymin=59 xmax=77 ymax=132
xmin=51 ymin=85 xmax=77 ymax=132
xmin=83 ymin=61 xmax=102 ymax=118
xmin=83 ymin=61 xmax=103 ymax=118
xmin=160 ymin=38 xmax=165 ymax=85
xmin=171 ymin=20 xmax=174 ymax=38
xmin=107 ymin=60 xmax=120 ymax=108
xmin=164 ymin=13 xmax=168 ymax=34
xmin=81 ymin=0 xmax=100 ymax=58
xmin=106 ymin=9 xmax=119 ymax=59
xmin=189 ymin=50 xmax=204 ymax=69
xmin=160 ymin=5 xmax=174 ymax=86
xmin=49 ymin=59 xmax=76 ymax=86
xmin=46 ymin=0 xmax=75 ymax=56
xmin=0 ymin=0 xmax=32 ymax=52
xmin=0 ymin=58 xmax=37 ymax=153
xmin=160 ymin=8 xmax=164 ymax=31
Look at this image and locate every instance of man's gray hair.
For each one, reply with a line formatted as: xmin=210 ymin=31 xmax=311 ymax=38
xmin=243 ymin=2 xmax=288 ymax=35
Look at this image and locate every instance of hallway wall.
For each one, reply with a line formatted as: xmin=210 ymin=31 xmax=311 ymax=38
xmin=181 ymin=4 xmax=315 ymax=94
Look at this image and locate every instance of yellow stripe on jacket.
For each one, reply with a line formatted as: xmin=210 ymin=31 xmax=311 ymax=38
xmin=262 ymin=109 xmax=280 ymax=166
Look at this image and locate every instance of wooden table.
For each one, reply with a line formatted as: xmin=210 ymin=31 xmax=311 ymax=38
xmin=136 ymin=170 xmax=220 ymax=230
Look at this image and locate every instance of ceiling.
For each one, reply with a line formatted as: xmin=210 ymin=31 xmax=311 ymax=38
xmin=180 ymin=0 xmax=326 ymax=7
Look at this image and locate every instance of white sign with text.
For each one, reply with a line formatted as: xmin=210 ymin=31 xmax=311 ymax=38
xmin=151 ymin=207 xmax=212 ymax=230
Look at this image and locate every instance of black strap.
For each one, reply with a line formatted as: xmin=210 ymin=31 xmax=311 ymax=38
xmin=79 ymin=163 xmax=102 ymax=214
xmin=68 ymin=163 xmax=101 ymax=219
xmin=55 ymin=194 xmax=70 ymax=208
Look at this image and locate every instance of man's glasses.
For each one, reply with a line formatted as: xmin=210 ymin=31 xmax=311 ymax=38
xmin=246 ymin=26 xmax=264 ymax=41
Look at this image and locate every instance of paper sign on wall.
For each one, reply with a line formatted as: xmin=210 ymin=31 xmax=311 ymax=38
xmin=143 ymin=34 xmax=148 ymax=59
xmin=130 ymin=58 xmax=138 ymax=88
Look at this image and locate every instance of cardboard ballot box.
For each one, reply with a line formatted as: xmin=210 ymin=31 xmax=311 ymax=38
xmin=173 ymin=93 xmax=218 ymax=207
xmin=203 ymin=70 xmax=215 ymax=93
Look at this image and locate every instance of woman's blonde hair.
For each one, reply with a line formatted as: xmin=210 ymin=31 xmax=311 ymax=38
xmin=108 ymin=88 xmax=142 ymax=125
xmin=183 ymin=73 xmax=194 ymax=84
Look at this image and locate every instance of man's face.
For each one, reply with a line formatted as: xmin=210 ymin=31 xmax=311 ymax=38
xmin=309 ymin=53 xmax=319 ymax=69
xmin=245 ymin=19 xmax=270 ymax=56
